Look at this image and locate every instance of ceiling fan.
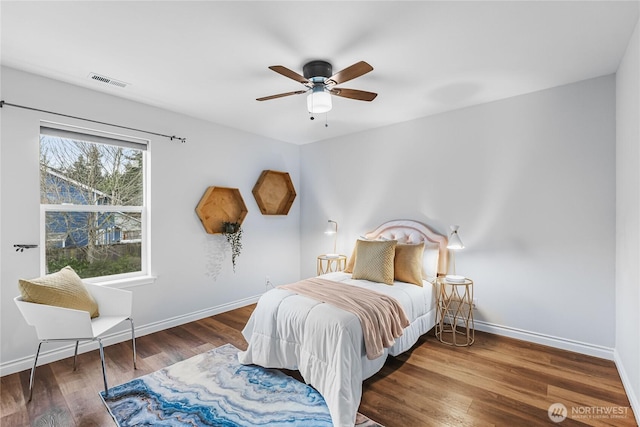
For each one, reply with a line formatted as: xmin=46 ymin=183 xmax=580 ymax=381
xmin=257 ymin=60 xmax=377 ymax=114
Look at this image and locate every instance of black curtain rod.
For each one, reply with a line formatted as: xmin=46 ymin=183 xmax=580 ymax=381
xmin=0 ymin=100 xmax=186 ymax=143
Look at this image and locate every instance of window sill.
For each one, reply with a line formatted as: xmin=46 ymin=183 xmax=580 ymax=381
xmin=85 ymin=275 xmax=156 ymax=289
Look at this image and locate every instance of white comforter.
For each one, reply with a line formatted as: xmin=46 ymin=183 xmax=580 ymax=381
xmin=238 ymin=272 xmax=436 ymax=427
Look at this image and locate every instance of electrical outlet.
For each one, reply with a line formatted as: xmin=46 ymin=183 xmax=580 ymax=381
xmin=472 ymin=298 xmax=478 ymax=309
xmin=265 ymin=276 xmax=273 ymax=290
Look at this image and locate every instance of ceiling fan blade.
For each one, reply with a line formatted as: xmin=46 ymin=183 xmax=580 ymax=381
xmin=269 ymin=65 xmax=309 ymax=85
xmin=327 ymin=61 xmax=373 ymax=85
xmin=330 ymin=88 xmax=378 ymax=102
xmin=256 ymin=90 xmax=307 ymax=101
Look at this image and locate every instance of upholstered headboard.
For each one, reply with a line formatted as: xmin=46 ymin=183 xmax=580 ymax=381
xmin=364 ymin=219 xmax=449 ymax=280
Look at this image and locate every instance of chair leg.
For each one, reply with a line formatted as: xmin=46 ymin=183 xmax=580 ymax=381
xmin=73 ymin=341 xmax=79 ymax=371
xmin=128 ymin=317 xmax=137 ymax=370
xmin=28 ymin=341 xmax=44 ymax=403
xmin=98 ymin=339 xmax=108 ymax=396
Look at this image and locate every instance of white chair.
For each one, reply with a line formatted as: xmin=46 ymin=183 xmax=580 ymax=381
xmin=14 ymin=283 xmax=136 ymax=401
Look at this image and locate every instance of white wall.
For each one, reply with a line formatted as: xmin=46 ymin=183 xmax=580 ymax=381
xmin=300 ymin=76 xmax=616 ymax=357
xmin=616 ymin=15 xmax=640 ymax=421
xmin=0 ymin=67 xmax=301 ymax=374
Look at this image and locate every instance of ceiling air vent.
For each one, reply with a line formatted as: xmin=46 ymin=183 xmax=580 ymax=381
xmin=88 ymin=73 xmax=129 ymax=88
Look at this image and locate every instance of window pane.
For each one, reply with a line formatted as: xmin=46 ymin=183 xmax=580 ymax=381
xmin=40 ymin=135 xmax=143 ymax=206
xmin=45 ymin=211 xmax=142 ymax=278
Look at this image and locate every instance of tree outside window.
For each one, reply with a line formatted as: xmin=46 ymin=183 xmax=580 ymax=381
xmin=40 ymin=127 xmax=147 ymax=280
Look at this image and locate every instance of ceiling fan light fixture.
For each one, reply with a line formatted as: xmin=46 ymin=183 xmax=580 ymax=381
xmin=307 ymin=86 xmax=332 ymax=113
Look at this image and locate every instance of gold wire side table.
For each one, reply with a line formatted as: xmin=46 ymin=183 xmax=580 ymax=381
xmin=435 ymin=276 xmax=475 ymax=346
xmin=316 ymin=254 xmax=347 ymax=275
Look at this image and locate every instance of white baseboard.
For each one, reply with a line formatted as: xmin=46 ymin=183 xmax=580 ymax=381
xmin=0 ymin=294 xmax=262 ymax=377
xmin=474 ymin=320 xmax=616 ymax=360
xmin=614 ymin=349 xmax=640 ymax=425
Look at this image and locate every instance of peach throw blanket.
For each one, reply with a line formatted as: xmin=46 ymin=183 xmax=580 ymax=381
xmin=279 ymin=278 xmax=410 ymax=360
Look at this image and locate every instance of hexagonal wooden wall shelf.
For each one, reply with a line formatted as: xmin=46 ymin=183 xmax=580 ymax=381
xmin=252 ymin=170 xmax=296 ymax=215
xmin=195 ymin=186 xmax=248 ymax=234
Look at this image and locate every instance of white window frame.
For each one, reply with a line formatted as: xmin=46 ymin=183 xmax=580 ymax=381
xmin=39 ymin=121 xmax=154 ymax=288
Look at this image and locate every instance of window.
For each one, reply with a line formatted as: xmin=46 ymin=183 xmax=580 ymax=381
xmin=39 ymin=123 xmax=149 ymax=282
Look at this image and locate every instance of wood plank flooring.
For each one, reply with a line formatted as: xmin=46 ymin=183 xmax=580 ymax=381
xmin=1 ymin=304 xmax=636 ymax=426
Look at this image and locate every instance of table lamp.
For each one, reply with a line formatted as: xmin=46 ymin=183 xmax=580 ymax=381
xmin=446 ymin=225 xmax=465 ymax=281
xmin=324 ymin=220 xmax=338 ymax=257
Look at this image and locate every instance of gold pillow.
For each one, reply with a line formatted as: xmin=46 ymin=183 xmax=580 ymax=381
xmin=345 ymin=237 xmax=390 ymax=273
xmin=394 ymin=242 xmax=425 ymax=286
xmin=351 ymin=239 xmax=397 ymax=285
xmin=18 ymin=266 xmax=100 ymax=318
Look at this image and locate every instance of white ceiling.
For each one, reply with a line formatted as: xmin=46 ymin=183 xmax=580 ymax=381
xmin=1 ymin=1 xmax=638 ymax=144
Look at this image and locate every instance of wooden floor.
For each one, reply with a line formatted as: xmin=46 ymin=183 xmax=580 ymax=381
xmin=1 ymin=304 xmax=636 ymax=427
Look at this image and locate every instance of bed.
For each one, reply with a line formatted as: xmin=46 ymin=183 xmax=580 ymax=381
xmin=238 ymin=220 xmax=449 ymax=427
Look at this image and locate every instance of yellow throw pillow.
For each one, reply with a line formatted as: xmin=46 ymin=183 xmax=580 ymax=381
xmin=394 ymin=242 xmax=425 ymax=286
xmin=345 ymin=237 xmax=390 ymax=273
xmin=18 ymin=266 xmax=100 ymax=318
xmin=351 ymin=239 xmax=397 ymax=285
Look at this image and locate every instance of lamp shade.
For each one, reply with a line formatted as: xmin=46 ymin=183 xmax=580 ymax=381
xmin=324 ymin=220 xmax=337 ymax=235
xmin=447 ymin=225 xmax=464 ymax=250
xmin=307 ymin=87 xmax=332 ymax=113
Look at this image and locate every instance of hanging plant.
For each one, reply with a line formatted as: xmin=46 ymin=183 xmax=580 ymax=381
xmin=221 ymin=221 xmax=243 ymax=272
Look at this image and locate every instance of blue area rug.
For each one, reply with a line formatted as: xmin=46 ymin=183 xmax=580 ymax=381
xmin=100 ymin=343 xmax=382 ymax=427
